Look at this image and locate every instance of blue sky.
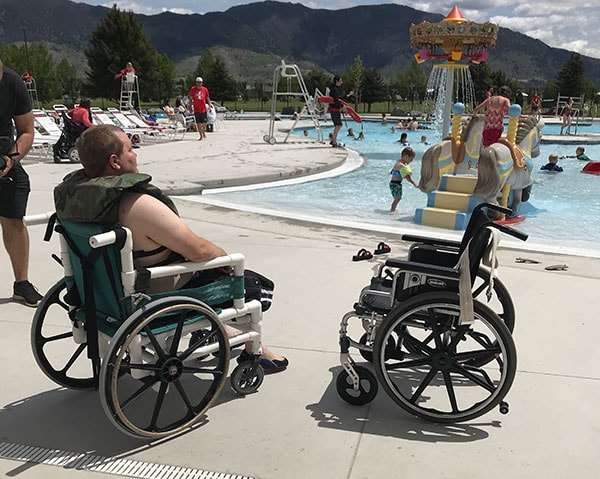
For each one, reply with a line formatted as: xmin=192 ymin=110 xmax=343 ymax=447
xmin=77 ymin=1 xmax=600 ymax=60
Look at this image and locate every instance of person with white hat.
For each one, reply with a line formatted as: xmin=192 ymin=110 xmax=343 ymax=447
xmin=188 ymin=77 xmax=211 ymax=140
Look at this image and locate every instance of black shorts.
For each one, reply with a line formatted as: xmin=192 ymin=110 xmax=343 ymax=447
xmin=0 ymin=163 xmax=30 ymax=219
xmin=194 ymin=112 xmax=208 ymax=124
xmin=330 ymin=111 xmax=342 ymax=126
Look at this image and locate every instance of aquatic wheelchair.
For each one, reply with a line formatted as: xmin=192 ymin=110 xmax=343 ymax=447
xmin=29 ymin=216 xmax=267 ymax=438
xmin=337 ymin=203 xmax=527 ymax=422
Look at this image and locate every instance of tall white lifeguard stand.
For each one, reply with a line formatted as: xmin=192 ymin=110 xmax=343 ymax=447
xmin=263 ymin=61 xmax=324 ymax=144
xmin=119 ymin=72 xmax=140 ymax=111
xmin=23 ymin=74 xmax=40 ymax=110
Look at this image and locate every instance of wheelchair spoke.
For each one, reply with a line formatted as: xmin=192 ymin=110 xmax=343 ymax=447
xmin=410 ymin=366 xmax=438 ymax=404
xmin=169 ymin=317 xmax=185 ymax=357
xmin=442 ymin=370 xmax=459 ymax=413
xmin=402 ymin=332 xmax=435 ymax=356
xmin=172 ymin=379 xmax=195 ymax=414
xmin=148 ymin=381 xmax=169 ymax=430
xmin=143 ymin=326 xmax=168 ymax=361
xmin=120 ymin=377 xmax=157 ymax=410
xmin=128 ymin=362 xmax=162 ymax=373
xmin=385 ymin=356 xmax=432 ymax=371
xmin=42 ymin=330 xmax=73 ymax=344
xmin=60 ymin=343 xmax=87 ymax=374
xmin=452 ymin=347 xmax=500 ymax=363
xmin=182 ymin=365 xmax=225 ymax=375
xmin=427 ymin=309 xmax=446 ymax=350
xmin=451 ymin=363 xmax=496 ymax=393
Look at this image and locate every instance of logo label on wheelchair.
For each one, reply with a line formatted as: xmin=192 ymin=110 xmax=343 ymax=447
xmin=427 ymin=278 xmax=448 ymax=288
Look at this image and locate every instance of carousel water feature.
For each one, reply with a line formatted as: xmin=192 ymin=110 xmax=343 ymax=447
xmin=193 ymin=121 xmax=600 ymax=256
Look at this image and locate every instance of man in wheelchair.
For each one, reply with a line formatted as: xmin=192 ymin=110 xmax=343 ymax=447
xmin=53 ymin=124 xmax=288 ymax=373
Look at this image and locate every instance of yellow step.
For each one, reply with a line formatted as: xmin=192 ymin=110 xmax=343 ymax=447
xmin=415 ymin=207 xmax=469 ymax=230
xmin=428 ymin=191 xmax=479 ymax=211
xmin=440 ymin=174 xmax=477 ymax=194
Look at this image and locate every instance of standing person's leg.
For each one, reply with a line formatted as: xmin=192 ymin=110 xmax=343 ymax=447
xmin=194 ymin=112 xmax=203 ymax=140
xmin=330 ymin=111 xmax=342 ymax=146
xmin=0 ymin=165 xmax=42 ymax=307
xmin=199 ymin=112 xmax=208 ymax=139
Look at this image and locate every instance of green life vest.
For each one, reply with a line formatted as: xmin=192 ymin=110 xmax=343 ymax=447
xmin=54 ymin=169 xmax=178 ymax=225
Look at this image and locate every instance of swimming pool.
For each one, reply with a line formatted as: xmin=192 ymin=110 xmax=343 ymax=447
xmin=192 ymin=121 xmax=600 ymax=256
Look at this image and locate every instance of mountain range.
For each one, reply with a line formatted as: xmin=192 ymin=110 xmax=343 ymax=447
xmin=1 ymin=0 xmax=599 ymax=87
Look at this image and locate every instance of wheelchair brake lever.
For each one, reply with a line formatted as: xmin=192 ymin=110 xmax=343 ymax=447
xmin=51 ymin=253 xmax=64 ymax=267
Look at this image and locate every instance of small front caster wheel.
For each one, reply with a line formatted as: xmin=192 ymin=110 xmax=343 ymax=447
xmin=336 ymin=365 xmax=378 ymax=406
xmin=230 ymin=361 xmax=265 ymax=395
xmin=499 ymin=401 xmax=509 ymax=415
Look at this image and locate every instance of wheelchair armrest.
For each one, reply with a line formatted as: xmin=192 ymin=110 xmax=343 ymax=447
xmin=402 ymin=234 xmax=461 ymax=249
xmin=147 ymin=253 xmax=246 ymax=280
xmin=384 ymin=258 xmax=460 ymax=280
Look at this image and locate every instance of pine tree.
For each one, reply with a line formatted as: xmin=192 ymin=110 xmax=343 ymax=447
xmin=557 ymin=52 xmax=585 ymax=98
xmin=84 ymin=5 xmax=167 ymax=102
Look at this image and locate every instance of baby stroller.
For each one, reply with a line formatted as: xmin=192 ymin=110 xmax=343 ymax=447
xmin=53 ymin=113 xmax=88 ymax=163
xmin=338 ymin=203 xmax=528 ymax=423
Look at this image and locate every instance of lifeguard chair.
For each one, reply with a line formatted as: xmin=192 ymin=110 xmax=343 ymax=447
xmin=119 ymin=72 xmax=140 ymax=111
xmin=263 ymin=61 xmax=324 ymax=144
xmin=22 ymin=72 xmax=40 ymax=110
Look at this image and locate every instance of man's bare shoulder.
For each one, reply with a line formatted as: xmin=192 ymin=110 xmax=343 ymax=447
xmin=120 ymin=191 xmax=178 ymax=223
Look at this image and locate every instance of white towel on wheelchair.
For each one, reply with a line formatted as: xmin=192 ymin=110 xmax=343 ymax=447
xmin=457 ymin=226 xmax=500 ymax=325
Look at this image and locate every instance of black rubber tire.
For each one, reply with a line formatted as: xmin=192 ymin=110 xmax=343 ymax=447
xmin=336 ymin=365 xmax=378 ymax=406
xmin=373 ymin=291 xmax=516 ymax=423
xmin=230 ymin=361 xmax=265 ymax=395
xmin=99 ymin=297 xmax=229 ymax=438
xmin=31 ymin=279 xmax=96 ymax=389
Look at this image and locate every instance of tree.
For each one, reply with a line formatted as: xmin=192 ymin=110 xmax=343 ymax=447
xmin=84 ymin=5 xmax=165 ymax=102
xmin=303 ymin=70 xmax=330 ymax=96
xmin=209 ymin=57 xmax=237 ymax=104
xmin=0 ymin=42 xmax=58 ymax=103
xmin=361 ymin=68 xmax=388 ymax=112
xmin=186 ymin=50 xmax=216 ymax=90
xmin=55 ymin=58 xmax=80 ymax=100
xmin=343 ymin=56 xmax=363 ymax=109
xmin=557 ymin=52 xmax=586 ymax=98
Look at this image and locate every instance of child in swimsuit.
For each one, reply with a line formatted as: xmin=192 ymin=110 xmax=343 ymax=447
xmin=472 ymin=85 xmax=511 ymax=147
xmin=389 ymin=146 xmax=418 ymax=212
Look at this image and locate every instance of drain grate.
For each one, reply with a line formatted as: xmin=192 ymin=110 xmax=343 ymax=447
xmin=0 ymin=441 xmax=255 ymax=479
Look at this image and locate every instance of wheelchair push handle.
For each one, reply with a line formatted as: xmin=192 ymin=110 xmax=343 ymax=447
xmin=473 ymin=202 xmax=513 ymax=217
xmin=492 ymin=222 xmax=528 ymax=242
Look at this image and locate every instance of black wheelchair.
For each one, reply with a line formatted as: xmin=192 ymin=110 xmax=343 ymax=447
xmin=28 ymin=216 xmax=268 ymax=438
xmin=337 ymin=203 xmax=527 ymax=423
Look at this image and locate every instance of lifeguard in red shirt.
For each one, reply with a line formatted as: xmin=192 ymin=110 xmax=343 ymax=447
xmin=114 ymin=62 xmax=136 ymax=91
xmin=188 ymin=77 xmax=211 ymax=140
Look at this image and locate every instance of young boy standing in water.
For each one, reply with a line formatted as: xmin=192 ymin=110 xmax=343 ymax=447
xmin=389 ymin=147 xmax=418 ymax=212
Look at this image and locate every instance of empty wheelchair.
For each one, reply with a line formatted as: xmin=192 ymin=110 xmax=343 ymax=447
xmin=30 ymin=217 xmax=267 ymax=438
xmin=337 ymin=203 xmax=527 ymax=422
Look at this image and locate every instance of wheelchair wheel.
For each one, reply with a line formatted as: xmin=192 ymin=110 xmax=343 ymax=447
xmin=373 ymin=291 xmax=516 ymax=423
xmin=31 ymin=279 xmax=95 ymax=389
xmin=336 ymin=366 xmax=378 ymax=406
xmin=230 ymin=361 xmax=265 ymax=395
xmin=473 ymin=267 xmax=515 ymax=332
xmin=99 ymin=297 xmax=229 ymax=438
xmin=67 ymin=147 xmax=80 ymax=163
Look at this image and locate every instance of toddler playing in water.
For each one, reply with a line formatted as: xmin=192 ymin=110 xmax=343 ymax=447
xmin=389 ymin=147 xmax=418 ymax=212
xmin=560 ymin=146 xmax=591 ymax=162
xmin=540 ymin=154 xmax=563 ymax=172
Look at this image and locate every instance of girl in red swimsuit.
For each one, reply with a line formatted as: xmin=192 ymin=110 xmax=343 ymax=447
xmin=472 ymin=85 xmax=511 ymax=147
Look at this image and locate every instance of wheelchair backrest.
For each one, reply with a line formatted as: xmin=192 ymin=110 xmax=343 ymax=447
xmin=58 ymin=220 xmax=130 ymax=323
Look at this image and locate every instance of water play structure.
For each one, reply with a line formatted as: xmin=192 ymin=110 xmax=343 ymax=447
xmin=409 ymin=6 xmax=539 ymax=229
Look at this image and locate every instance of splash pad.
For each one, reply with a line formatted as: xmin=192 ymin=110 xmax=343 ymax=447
xmin=408 ymin=6 xmax=540 ymax=230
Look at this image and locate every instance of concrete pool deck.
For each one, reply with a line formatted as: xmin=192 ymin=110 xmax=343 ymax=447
xmin=1 ymin=119 xmax=599 ymax=479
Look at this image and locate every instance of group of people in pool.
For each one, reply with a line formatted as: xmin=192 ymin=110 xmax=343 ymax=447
xmin=541 ymin=146 xmax=594 ymax=173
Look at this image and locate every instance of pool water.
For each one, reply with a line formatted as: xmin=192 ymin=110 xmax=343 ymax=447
xmin=196 ymin=121 xmax=600 ymax=256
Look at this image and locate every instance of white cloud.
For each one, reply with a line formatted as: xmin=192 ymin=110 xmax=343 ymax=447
xmin=77 ymin=1 xmax=600 ymax=59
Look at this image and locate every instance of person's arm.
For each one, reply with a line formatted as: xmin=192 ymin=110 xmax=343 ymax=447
xmin=120 ymin=193 xmax=227 ymax=263
xmin=472 ymin=99 xmax=486 ymax=115
xmin=405 ymin=174 xmax=418 ymax=187
xmin=0 ymin=111 xmax=34 ymax=177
